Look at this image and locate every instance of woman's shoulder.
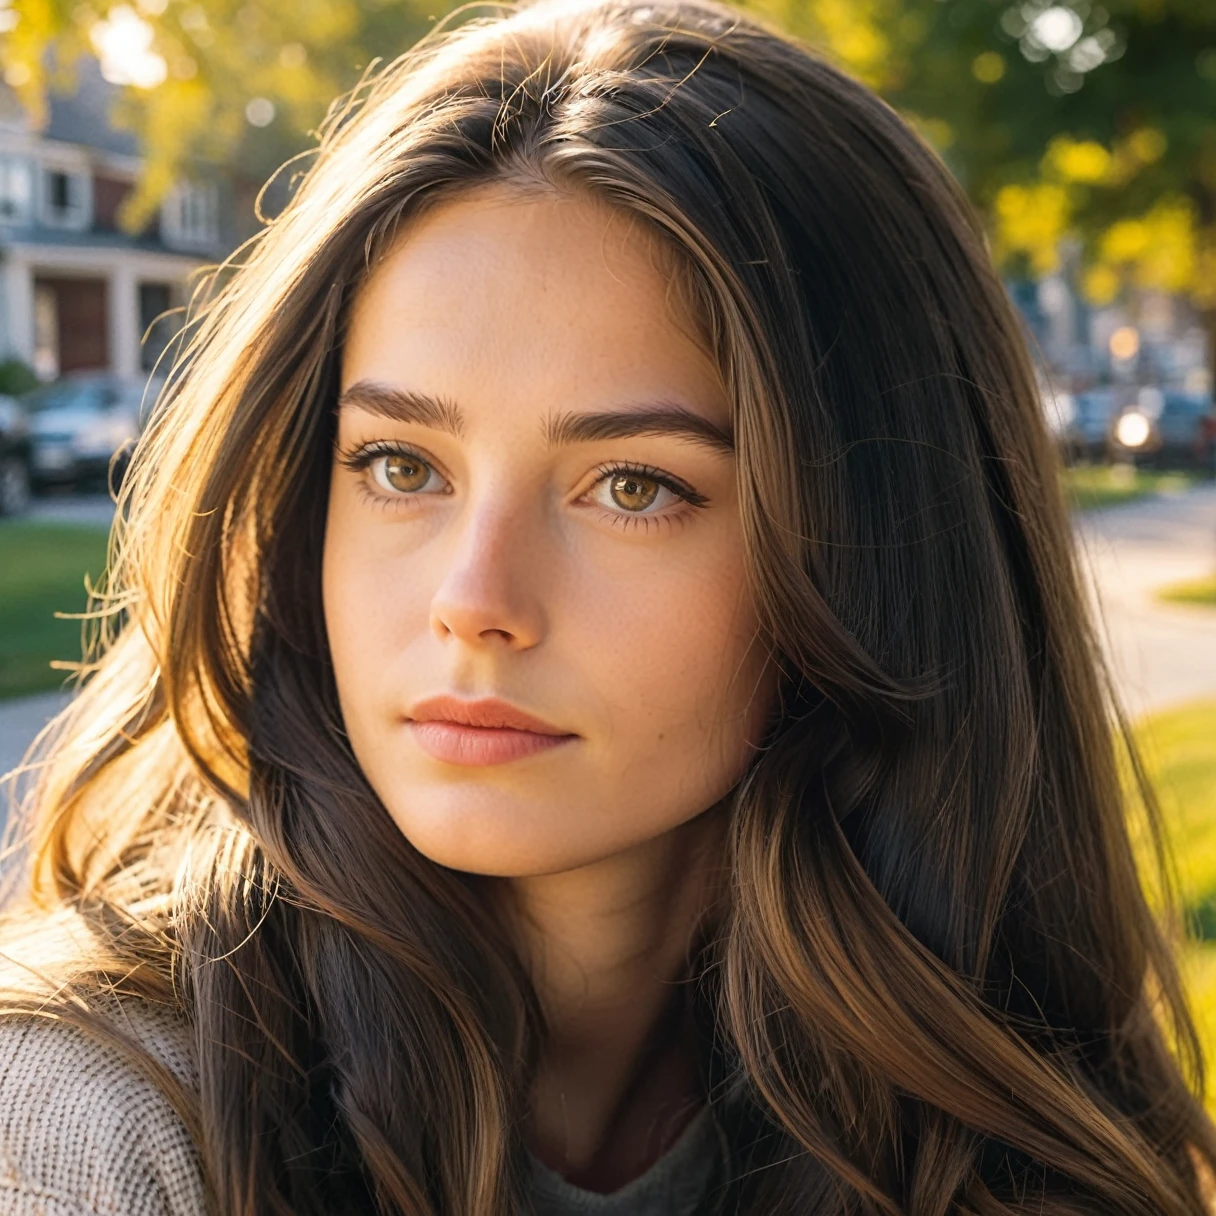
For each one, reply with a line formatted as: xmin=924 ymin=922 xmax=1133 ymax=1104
xmin=0 ymin=998 xmax=208 ymax=1215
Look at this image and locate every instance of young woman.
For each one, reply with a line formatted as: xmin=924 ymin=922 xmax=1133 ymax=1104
xmin=1 ymin=0 xmax=1212 ymax=1211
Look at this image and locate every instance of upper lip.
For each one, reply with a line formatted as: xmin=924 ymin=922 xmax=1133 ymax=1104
xmin=407 ymin=695 xmax=574 ymax=736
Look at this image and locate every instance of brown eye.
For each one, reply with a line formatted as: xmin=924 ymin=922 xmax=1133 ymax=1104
xmin=383 ymin=455 xmax=429 ymax=492
xmin=609 ymin=473 xmax=660 ymax=512
xmin=369 ymin=453 xmax=447 ymax=496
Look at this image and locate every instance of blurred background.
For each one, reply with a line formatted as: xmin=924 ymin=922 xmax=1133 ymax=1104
xmin=0 ymin=0 xmax=1214 ymax=1091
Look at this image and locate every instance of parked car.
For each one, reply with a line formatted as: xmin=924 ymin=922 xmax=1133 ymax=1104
xmin=23 ymin=374 xmax=157 ymax=492
xmin=1060 ymin=388 xmax=1119 ymax=463
xmin=0 ymin=392 xmax=32 ymax=515
xmin=1109 ymin=388 xmax=1216 ymax=471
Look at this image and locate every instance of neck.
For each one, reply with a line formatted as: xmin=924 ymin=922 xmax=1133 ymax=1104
xmin=507 ymin=805 xmax=728 ymax=1192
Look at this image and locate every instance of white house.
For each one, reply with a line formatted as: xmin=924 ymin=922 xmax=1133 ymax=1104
xmin=0 ymin=60 xmax=223 ymax=382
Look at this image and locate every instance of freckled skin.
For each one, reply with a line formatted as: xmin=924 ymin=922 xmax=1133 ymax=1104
xmin=323 ymin=185 xmax=776 ymax=878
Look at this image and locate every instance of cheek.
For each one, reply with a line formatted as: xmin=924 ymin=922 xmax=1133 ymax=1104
xmin=574 ymin=541 xmax=773 ymax=789
xmin=320 ymin=487 xmax=429 ymax=721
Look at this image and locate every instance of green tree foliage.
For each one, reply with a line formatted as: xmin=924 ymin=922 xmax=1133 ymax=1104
xmin=885 ymin=0 xmax=1216 ymax=317
xmin=2 ymin=0 xmax=1214 ymax=316
xmin=2 ymin=0 xmax=435 ymax=229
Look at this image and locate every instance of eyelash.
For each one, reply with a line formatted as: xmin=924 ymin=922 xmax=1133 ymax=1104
xmin=338 ymin=442 xmax=446 ymax=489
xmin=336 ymin=441 xmax=708 ymax=531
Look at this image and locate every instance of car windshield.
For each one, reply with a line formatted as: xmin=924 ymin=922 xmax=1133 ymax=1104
xmin=22 ymin=381 xmax=109 ymax=413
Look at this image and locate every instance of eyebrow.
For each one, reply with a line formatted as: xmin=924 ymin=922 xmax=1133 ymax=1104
xmin=338 ymin=381 xmax=466 ymax=436
xmin=337 ymin=379 xmax=735 ymax=455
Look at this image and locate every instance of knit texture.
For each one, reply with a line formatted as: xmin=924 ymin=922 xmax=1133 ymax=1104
xmin=0 ymin=1004 xmax=207 ymax=1215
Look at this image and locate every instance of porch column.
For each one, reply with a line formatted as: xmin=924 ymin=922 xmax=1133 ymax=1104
xmin=108 ymin=261 xmax=139 ymax=379
xmin=1 ymin=253 xmax=34 ymax=365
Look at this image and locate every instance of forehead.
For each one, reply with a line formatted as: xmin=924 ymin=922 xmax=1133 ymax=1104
xmin=340 ymin=185 xmax=727 ymax=429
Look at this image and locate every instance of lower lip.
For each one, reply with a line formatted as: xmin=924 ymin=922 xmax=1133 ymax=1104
xmin=407 ymin=721 xmax=576 ymax=766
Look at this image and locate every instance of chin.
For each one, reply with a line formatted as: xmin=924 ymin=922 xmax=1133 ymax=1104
xmin=381 ymin=793 xmax=632 ymax=878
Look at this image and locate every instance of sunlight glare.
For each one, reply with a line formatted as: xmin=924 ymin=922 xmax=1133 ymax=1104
xmin=91 ymin=6 xmax=168 ymax=90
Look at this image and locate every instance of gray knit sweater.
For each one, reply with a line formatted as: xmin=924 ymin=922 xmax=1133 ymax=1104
xmin=0 ymin=1004 xmax=727 ymax=1216
xmin=0 ymin=1006 xmax=207 ymax=1215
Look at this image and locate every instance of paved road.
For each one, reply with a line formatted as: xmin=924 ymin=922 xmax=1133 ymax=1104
xmin=1075 ymin=483 xmax=1216 ymax=719
xmin=0 ymin=690 xmax=72 ymax=780
xmin=28 ymin=493 xmax=116 ymax=529
xmin=2 ymin=486 xmax=1215 ymax=790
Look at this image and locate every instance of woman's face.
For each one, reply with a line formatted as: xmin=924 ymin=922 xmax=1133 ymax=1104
xmin=324 ymin=185 xmax=776 ymax=877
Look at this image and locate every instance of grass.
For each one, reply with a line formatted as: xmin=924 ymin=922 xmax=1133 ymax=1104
xmin=1158 ymin=575 xmax=1216 ymax=610
xmin=1062 ymin=463 xmax=1198 ymax=512
xmin=1128 ymin=701 xmax=1216 ymax=1108
xmin=1132 ymin=703 xmax=1216 ymax=915
xmin=0 ymin=520 xmax=111 ymax=699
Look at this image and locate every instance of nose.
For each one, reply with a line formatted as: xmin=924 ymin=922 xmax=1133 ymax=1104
xmin=429 ymin=498 xmax=546 ymax=651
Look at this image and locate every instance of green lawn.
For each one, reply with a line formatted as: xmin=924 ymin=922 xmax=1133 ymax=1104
xmin=1158 ymin=576 xmax=1216 ymax=610
xmin=1128 ymin=701 xmax=1216 ymax=1108
xmin=1061 ymin=464 xmax=1199 ymax=512
xmin=0 ymin=521 xmax=111 ymax=699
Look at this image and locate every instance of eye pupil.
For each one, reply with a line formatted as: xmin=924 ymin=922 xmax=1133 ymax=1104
xmin=610 ymin=473 xmax=659 ymax=512
xmin=384 ymin=456 xmax=429 ymax=492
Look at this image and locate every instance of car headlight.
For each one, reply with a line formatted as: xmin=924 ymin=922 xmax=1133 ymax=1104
xmin=1115 ymin=411 xmax=1151 ymax=449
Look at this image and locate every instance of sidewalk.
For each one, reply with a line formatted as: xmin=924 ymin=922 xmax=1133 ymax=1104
xmin=0 ymin=689 xmax=71 ymax=778
xmin=0 ymin=690 xmax=70 ymax=841
xmin=1075 ymin=483 xmax=1216 ymax=719
xmin=27 ymin=494 xmax=116 ymax=529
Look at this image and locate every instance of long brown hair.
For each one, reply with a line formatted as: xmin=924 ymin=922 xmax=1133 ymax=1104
xmin=2 ymin=0 xmax=1213 ymax=1210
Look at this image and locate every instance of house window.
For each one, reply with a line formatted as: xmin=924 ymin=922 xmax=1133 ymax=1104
xmin=49 ymin=172 xmax=70 ymax=209
xmin=160 ymin=181 xmax=218 ymax=252
xmin=92 ymin=174 xmax=133 ymax=232
xmin=139 ymin=281 xmax=182 ymax=372
xmin=40 ymin=167 xmax=90 ymax=229
xmin=0 ymin=157 xmax=32 ymax=225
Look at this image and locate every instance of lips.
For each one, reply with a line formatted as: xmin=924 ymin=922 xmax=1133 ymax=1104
xmin=405 ymin=695 xmax=577 ymax=766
